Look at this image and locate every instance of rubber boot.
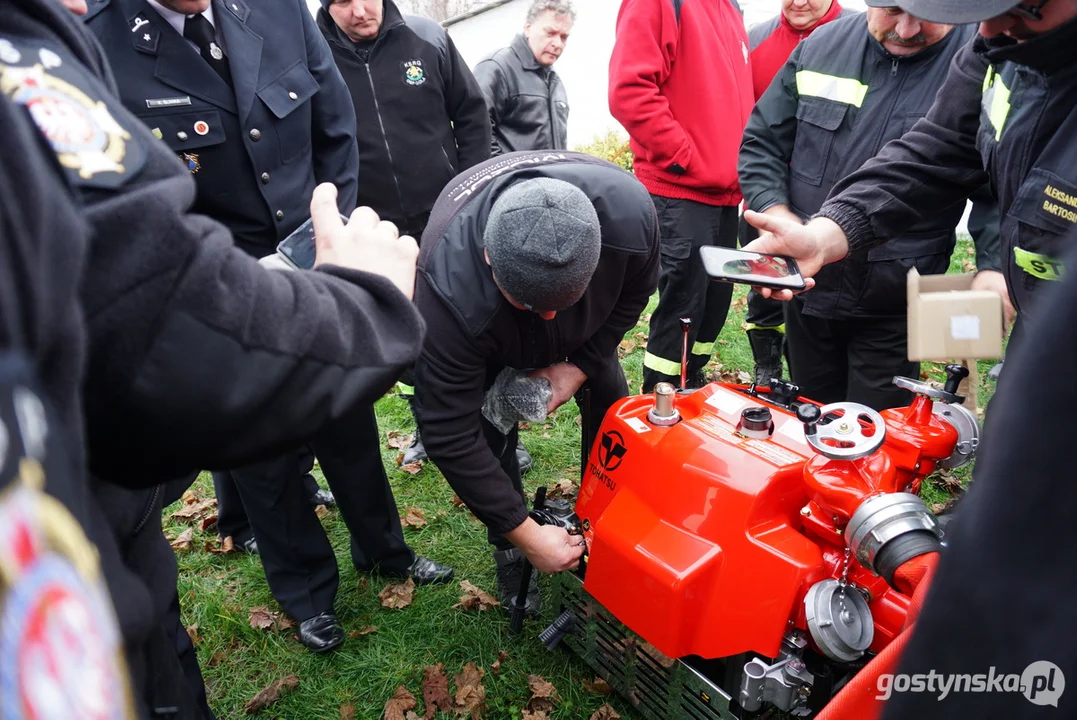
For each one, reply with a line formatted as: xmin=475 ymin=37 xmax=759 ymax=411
xmin=747 ymin=328 xmax=785 ymax=386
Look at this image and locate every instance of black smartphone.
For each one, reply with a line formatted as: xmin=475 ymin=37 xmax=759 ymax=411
xmin=275 ymin=213 xmax=350 ymax=271
xmin=699 ymin=246 xmax=807 ymax=291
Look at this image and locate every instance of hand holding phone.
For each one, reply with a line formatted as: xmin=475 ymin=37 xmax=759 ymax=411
xmin=700 ymin=245 xmax=807 ymax=291
xmin=276 ymin=184 xmax=419 ymax=301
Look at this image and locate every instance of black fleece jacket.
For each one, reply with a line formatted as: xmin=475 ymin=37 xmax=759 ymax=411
xmin=317 ymin=0 xmax=490 ymax=230
xmin=414 ymin=152 xmax=660 ymax=535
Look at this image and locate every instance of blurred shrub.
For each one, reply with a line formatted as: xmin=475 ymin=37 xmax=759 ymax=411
xmin=574 ymin=130 xmax=634 ymax=173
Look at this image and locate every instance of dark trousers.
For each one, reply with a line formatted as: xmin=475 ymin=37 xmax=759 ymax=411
xmin=212 ymin=403 xmax=413 ymax=620
xmin=642 ymin=196 xmax=739 ymax=392
xmin=486 ymin=354 xmax=628 ymax=550
xmin=164 ymin=591 xmax=216 ymax=719
xmin=784 ymin=298 xmax=918 ymax=411
xmin=214 ymin=448 xmax=319 ymax=544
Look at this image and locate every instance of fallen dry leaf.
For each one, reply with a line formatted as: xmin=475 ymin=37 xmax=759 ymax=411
xmin=589 ymin=703 xmax=621 ymax=720
xmin=525 ymin=675 xmax=558 ymax=715
xmin=422 ymin=664 xmax=453 ymax=719
xmin=314 ymin=504 xmax=331 ymax=519
xmin=200 ymin=514 xmax=218 ymax=531
xmin=349 ymin=626 xmax=378 ymax=639
xmin=450 ymin=495 xmax=466 ymax=508
xmin=244 ymin=674 xmax=299 ymax=714
xmin=378 ymin=578 xmax=416 ymax=609
xmin=453 ymin=662 xmax=486 ymax=719
xmin=546 ymin=479 xmax=577 ymax=499
xmin=934 ymin=472 xmax=965 ymax=496
xmin=208 ymin=651 xmax=228 ymax=666
xmin=518 ymin=421 xmax=532 ymax=431
xmin=400 ymin=461 xmax=423 ymax=476
xmin=962 ymin=259 xmax=977 ymax=272
xmin=181 ymin=489 xmax=196 ymax=504
xmin=402 ymin=507 xmax=428 ymax=529
xmin=582 ymin=677 xmax=612 ymax=695
xmin=340 ymin=703 xmax=356 ymax=720
xmin=452 ymin=581 xmax=500 ymax=612
xmin=170 ymin=528 xmax=194 ymax=552
xmin=247 ymin=606 xmax=294 ymax=632
xmin=383 ymin=686 xmax=417 ymax=720
xmin=186 ymin=624 xmax=202 ymax=646
xmin=490 ymin=650 xmax=508 ymax=676
xmin=617 ymin=338 xmax=637 ymax=357
xmin=717 ymin=369 xmax=752 ymax=385
xmin=204 ymin=535 xmax=236 ymax=555
xmin=170 ymin=497 xmax=217 ymax=523
xmin=387 ymin=430 xmax=415 ymax=450
xmin=521 ymin=711 xmax=549 ymax=720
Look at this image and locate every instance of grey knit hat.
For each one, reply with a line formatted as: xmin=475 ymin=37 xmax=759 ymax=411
xmin=484 ymin=178 xmax=601 ymax=313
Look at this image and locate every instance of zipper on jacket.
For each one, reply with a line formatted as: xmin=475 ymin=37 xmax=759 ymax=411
xmin=365 ymin=63 xmax=407 ymax=219
xmin=891 ymin=59 xmax=899 ymax=77
xmin=133 ymin=484 xmax=162 ymax=536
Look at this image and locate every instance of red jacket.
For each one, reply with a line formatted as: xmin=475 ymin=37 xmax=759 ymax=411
xmin=608 ymin=0 xmax=754 ymax=207
xmin=748 ymin=1 xmax=846 ymax=100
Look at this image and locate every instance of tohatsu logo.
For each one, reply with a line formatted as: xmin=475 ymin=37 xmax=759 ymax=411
xmin=587 ymin=431 xmax=627 ymax=493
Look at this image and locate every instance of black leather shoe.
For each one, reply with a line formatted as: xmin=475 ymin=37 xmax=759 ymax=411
xmin=516 ymin=445 xmax=534 ymax=475
xmin=495 ymin=547 xmax=540 ymax=618
xmin=297 ymin=612 xmax=345 ymax=653
xmin=309 ymin=488 xmax=336 ymax=508
xmin=403 ymin=431 xmax=428 ymax=464
xmin=409 ymin=556 xmax=454 ymax=586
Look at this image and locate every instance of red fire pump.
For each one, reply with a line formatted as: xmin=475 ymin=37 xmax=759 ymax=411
xmin=543 ymin=368 xmax=979 ymax=719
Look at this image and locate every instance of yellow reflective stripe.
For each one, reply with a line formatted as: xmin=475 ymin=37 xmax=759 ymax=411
xmin=692 ymin=341 xmax=714 ymax=356
xmin=795 ymin=70 xmax=869 ymax=108
xmin=744 ymin=323 xmax=786 ymax=333
xmin=982 ymin=67 xmax=1011 ymax=142
xmin=643 ymin=352 xmax=682 ymax=376
xmin=1014 ymin=248 xmax=1064 ymax=281
xmin=396 ymin=382 xmax=415 ymax=395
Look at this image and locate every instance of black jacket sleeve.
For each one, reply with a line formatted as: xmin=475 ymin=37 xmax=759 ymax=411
xmin=816 ymin=37 xmax=991 ymax=252
xmin=303 ymin=0 xmax=360 ymax=212
xmin=473 ymin=57 xmax=507 ymax=157
xmin=443 ymin=34 xmax=493 ymax=171
xmin=79 ymin=154 xmax=424 ymax=484
xmin=568 ymin=240 xmax=661 ymax=381
xmin=738 ymin=45 xmax=802 ymax=214
xmin=413 ymin=281 xmax=529 ymax=536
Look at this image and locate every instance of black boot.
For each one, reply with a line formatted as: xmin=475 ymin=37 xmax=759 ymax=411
xmin=494 ymin=547 xmax=541 ymax=618
xmin=747 ymin=328 xmax=785 ymax=386
xmin=403 ymin=396 xmax=428 ymax=464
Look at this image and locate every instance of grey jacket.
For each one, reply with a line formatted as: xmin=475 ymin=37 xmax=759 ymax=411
xmin=473 ymin=33 xmax=569 ymax=155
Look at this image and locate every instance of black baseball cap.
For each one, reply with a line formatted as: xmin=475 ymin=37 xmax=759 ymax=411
xmin=874 ymin=0 xmax=1024 ymax=24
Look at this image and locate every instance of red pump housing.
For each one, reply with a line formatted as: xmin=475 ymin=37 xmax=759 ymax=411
xmin=575 ymin=383 xmax=957 ymax=663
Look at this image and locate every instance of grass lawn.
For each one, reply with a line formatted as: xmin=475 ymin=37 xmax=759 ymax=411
xmin=166 ymin=238 xmax=998 ymax=719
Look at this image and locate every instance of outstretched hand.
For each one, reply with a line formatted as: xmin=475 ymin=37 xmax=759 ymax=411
xmin=310 ymin=183 xmax=420 ymax=300
xmin=741 ymin=211 xmax=850 ymax=300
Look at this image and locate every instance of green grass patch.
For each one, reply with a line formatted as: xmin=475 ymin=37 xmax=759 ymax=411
xmin=169 ymin=238 xmax=997 ymax=718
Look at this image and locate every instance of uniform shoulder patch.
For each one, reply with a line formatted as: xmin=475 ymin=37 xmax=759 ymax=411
xmin=81 ymin=0 xmax=113 ymax=22
xmin=0 ymin=37 xmax=146 ymax=190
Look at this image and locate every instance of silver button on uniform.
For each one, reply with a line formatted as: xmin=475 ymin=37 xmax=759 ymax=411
xmin=177 ymin=131 xmax=188 ymax=141
xmin=275 ymin=210 xmax=284 ymax=220
xmin=249 ymin=128 xmax=261 ymax=141
xmin=288 ymin=91 xmax=298 ymax=100
xmin=261 ymin=172 xmax=270 ymax=184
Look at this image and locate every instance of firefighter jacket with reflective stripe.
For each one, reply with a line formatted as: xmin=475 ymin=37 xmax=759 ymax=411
xmin=818 ymin=17 xmax=1077 ymax=321
xmin=739 ymin=16 xmax=1000 ymax=319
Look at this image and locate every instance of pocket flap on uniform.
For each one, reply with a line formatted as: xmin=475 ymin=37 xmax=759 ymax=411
xmin=795 ymin=100 xmax=847 ymax=132
xmin=257 ymin=61 xmax=319 ymax=119
xmin=138 ymin=109 xmax=225 ymax=151
xmin=1009 ymin=168 xmax=1077 ymax=235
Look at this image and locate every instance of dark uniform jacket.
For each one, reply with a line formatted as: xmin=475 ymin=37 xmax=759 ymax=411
xmin=740 ymin=17 xmax=1000 ymax=319
xmin=817 ymin=17 xmax=1077 ymax=323
xmin=414 ymin=151 xmax=660 ymax=535
xmin=1 ymin=1 xmax=425 ymax=715
xmin=317 ymin=0 xmax=490 ymax=233
xmin=86 ymin=0 xmax=359 ymax=258
xmin=0 ymin=88 xmax=142 ymax=718
xmin=473 ymin=33 xmax=569 ymax=155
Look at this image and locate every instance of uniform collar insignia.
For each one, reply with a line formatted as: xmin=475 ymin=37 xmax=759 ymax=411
xmin=224 ymin=0 xmax=250 ymax=23
xmin=128 ymin=12 xmax=160 ymax=55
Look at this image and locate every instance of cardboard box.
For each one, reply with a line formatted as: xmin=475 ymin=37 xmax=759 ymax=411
xmin=907 ymin=269 xmax=1003 ymax=361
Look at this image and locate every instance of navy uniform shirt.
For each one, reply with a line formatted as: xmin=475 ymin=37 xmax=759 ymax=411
xmin=86 ymin=0 xmax=359 ymax=257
